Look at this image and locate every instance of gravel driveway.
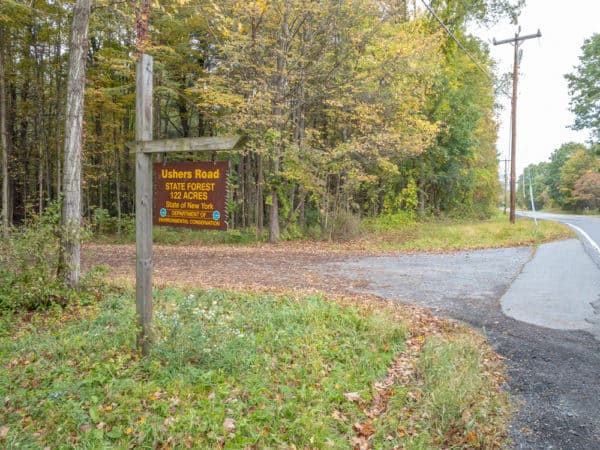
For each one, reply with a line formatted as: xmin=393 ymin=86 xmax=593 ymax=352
xmin=322 ymin=244 xmax=600 ymax=449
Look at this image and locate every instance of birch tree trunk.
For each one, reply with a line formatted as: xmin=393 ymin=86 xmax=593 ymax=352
xmin=61 ymin=0 xmax=91 ymax=288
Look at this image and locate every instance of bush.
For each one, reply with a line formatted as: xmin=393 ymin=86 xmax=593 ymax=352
xmin=362 ymin=210 xmax=416 ymax=233
xmin=0 ymin=202 xmax=102 ymax=312
xmin=323 ymin=210 xmax=361 ymax=241
xmin=91 ymin=209 xmax=135 ymax=240
xmin=0 ymin=203 xmax=67 ymax=311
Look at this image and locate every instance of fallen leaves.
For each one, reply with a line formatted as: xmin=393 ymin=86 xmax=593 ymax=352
xmin=332 ymin=410 xmax=349 ymax=423
xmin=150 ymin=390 xmax=163 ymax=401
xmin=223 ymin=417 xmax=236 ymax=434
xmin=344 ymin=392 xmax=362 ymax=403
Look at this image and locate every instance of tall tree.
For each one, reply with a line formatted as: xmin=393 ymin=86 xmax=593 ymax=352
xmin=565 ymin=34 xmax=600 ymax=144
xmin=60 ymin=0 xmax=91 ymax=288
xmin=545 ymin=142 xmax=584 ymax=207
xmin=558 ymin=147 xmax=599 ymax=209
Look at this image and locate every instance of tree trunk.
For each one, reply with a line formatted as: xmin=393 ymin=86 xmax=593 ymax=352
xmin=269 ymin=174 xmax=281 ymax=242
xmin=0 ymin=33 xmax=9 ymax=238
xmin=257 ymin=152 xmax=264 ymax=234
xmin=60 ymin=0 xmax=91 ymax=289
xmin=55 ymin=35 xmax=63 ymax=197
xmin=269 ymin=3 xmax=289 ymax=243
xmin=113 ymin=112 xmax=122 ymax=233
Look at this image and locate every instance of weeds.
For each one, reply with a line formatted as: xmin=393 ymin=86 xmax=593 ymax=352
xmin=370 ymin=331 xmax=511 ymax=448
xmin=0 ymin=202 xmax=105 ymax=312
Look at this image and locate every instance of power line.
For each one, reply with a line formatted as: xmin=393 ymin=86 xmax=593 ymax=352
xmin=419 ymin=0 xmax=511 ymax=98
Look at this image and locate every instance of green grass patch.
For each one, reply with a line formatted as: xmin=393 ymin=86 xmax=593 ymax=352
xmin=1 ymin=289 xmax=407 ymax=448
xmin=371 ymin=332 xmax=511 ymax=448
xmin=360 ymin=214 xmax=574 ymax=252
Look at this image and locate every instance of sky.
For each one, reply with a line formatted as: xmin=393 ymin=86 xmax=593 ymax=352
xmin=470 ymin=0 xmax=600 ymax=176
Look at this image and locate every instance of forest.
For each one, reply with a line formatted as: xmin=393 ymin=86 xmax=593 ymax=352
xmin=519 ymin=141 xmax=600 ymax=212
xmin=0 ymin=0 xmax=524 ymax=243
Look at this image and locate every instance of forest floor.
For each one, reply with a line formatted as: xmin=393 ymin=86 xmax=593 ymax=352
xmin=82 ymin=241 xmax=373 ymax=294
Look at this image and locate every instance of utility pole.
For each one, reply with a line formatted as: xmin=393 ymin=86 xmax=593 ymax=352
xmin=494 ymin=28 xmax=541 ymax=224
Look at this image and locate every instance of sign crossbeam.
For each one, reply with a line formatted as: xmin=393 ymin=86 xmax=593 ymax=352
xmin=127 ymin=135 xmax=242 ymax=154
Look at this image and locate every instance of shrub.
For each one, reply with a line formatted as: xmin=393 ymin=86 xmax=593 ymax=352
xmin=324 ymin=210 xmax=361 ymax=241
xmin=0 ymin=202 xmax=99 ymax=312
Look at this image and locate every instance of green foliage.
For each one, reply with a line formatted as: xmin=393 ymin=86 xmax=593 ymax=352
xmin=521 ymin=142 xmax=600 ymax=212
xmin=559 ymin=148 xmax=600 ymax=209
xmin=152 ymin=226 xmax=264 ymax=245
xmin=401 ymin=177 xmax=420 ymax=215
xmin=2 ymin=0 xmax=516 ymax=241
xmin=0 ymin=202 xmax=67 ymax=311
xmin=92 ymin=208 xmax=111 ymax=234
xmin=573 ymin=172 xmax=600 ymax=209
xmin=0 ymin=202 xmax=104 ymax=312
xmin=363 ymin=211 xmax=417 ymax=233
xmin=565 ymin=33 xmax=600 ymax=144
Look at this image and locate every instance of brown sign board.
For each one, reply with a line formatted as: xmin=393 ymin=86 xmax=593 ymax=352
xmin=153 ymin=161 xmax=229 ymax=230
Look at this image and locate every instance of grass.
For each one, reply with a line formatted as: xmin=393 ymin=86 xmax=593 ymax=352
xmin=0 ymin=289 xmax=511 ymax=449
xmin=371 ymin=332 xmax=511 ymax=448
xmin=358 ymin=214 xmax=574 ymax=252
xmin=95 ymin=213 xmax=574 ymax=254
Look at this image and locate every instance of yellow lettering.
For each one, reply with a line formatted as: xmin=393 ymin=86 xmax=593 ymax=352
xmin=194 ymin=169 xmax=220 ymax=179
xmin=183 ymin=191 xmax=209 ymax=201
xmin=165 ymin=182 xmax=186 ymax=190
xmin=185 ymin=182 xmax=216 ymax=191
xmin=161 ymin=169 xmax=192 ymax=179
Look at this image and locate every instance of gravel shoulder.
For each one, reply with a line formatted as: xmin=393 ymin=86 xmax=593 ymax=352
xmin=83 ymin=240 xmax=600 ymax=449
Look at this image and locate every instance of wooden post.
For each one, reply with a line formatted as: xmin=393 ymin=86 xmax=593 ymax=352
xmin=135 ymin=54 xmax=153 ymax=355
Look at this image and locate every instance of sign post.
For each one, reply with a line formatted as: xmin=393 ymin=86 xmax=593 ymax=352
xmin=135 ymin=54 xmax=153 ymax=357
xmin=130 ymin=54 xmax=241 ymax=355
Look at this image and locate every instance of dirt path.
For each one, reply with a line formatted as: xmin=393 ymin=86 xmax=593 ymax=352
xmin=83 ymin=242 xmax=365 ymax=293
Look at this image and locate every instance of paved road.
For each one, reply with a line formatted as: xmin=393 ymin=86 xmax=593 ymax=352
xmin=324 ymin=213 xmax=600 ymax=449
xmin=519 ymin=210 xmax=600 ymax=267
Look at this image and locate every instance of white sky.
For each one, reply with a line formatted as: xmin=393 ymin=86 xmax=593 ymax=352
xmin=471 ymin=0 xmax=600 ymax=176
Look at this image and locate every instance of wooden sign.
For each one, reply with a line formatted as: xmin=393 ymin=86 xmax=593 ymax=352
xmin=154 ymin=161 xmax=229 ymax=230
